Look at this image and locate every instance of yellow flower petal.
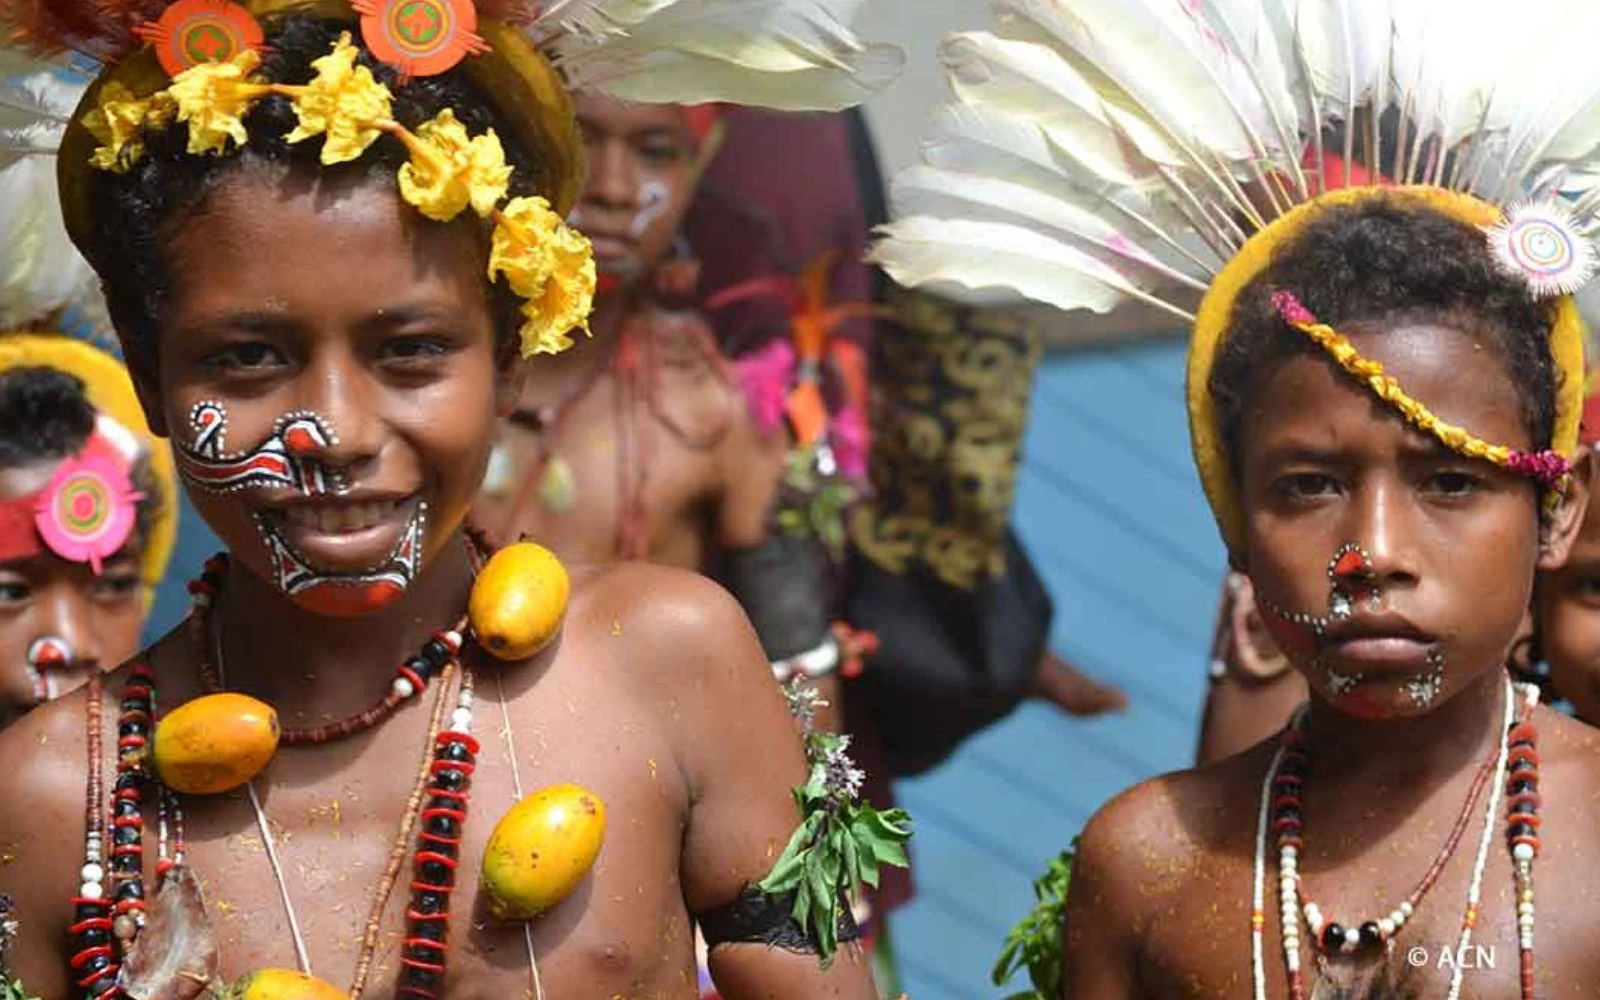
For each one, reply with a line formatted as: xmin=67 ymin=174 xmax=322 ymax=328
xmin=396 ymin=109 xmax=511 ymax=222
xmin=286 ymin=32 xmax=394 ymax=165
xmin=490 ymin=197 xmax=596 ymax=358
xmin=166 ymin=50 xmax=269 ymax=156
xmin=84 ymin=85 xmax=176 ymax=172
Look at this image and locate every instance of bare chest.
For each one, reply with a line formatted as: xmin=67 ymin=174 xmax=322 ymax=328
xmin=1137 ymin=819 xmax=1600 ymax=999
xmin=122 ymin=672 xmax=699 ymax=997
xmin=479 ymin=384 xmax=725 ymax=569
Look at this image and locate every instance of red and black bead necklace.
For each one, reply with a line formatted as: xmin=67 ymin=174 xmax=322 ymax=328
xmin=73 ymin=553 xmax=485 ymax=998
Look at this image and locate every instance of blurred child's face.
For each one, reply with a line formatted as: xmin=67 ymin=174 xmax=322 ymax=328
xmin=1536 ymin=455 xmax=1600 ymax=725
xmin=143 ymin=167 xmax=513 ymax=617
xmin=1236 ymin=321 xmax=1578 ymax=720
xmin=571 ymin=94 xmax=697 ymax=293
xmin=0 ymin=460 xmax=144 ymax=728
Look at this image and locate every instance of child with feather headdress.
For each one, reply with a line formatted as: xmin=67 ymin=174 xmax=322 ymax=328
xmin=872 ymin=0 xmax=1600 ymax=996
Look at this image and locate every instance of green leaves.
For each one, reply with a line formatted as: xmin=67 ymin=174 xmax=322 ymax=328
xmin=0 ymin=979 xmax=37 ymax=1000
xmin=757 ymin=728 xmax=913 ymax=964
xmin=991 ymin=842 xmax=1078 ymax=1000
xmin=776 ymin=447 xmax=861 ymax=558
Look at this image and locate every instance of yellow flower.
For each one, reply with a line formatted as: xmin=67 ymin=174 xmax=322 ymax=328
xmin=490 ymin=197 xmax=596 ymax=357
xmin=286 ymin=32 xmax=394 ymax=165
xmin=396 ymin=109 xmax=513 ymax=222
xmin=84 ymin=85 xmax=176 ymax=172
xmin=166 ymin=50 xmax=271 ymax=156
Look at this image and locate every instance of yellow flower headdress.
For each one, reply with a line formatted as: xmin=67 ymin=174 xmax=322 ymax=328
xmin=870 ymin=0 xmax=1600 ymax=552
xmin=65 ymin=7 xmax=594 ymax=358
xmin=28 ymin=0 xmax=901 ymax=360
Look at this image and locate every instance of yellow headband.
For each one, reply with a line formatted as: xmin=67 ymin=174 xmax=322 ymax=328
xmin=0 ymin=334 xmax=178 ymax=598
xmin=1188 ymin=185 xmax=1586 ymax=553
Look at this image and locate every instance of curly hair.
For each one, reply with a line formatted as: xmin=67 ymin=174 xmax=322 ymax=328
xmin=0 ymin=365 xmax=161 ymax=546
xmin=1209 ymin=195 xmax=1561 ymax=477
xmin=88 ymin=16 xmax=543 ymax=376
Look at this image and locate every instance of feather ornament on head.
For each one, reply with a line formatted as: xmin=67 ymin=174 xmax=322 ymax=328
xmin=869 ymin=0 xmax=1600 ymax=550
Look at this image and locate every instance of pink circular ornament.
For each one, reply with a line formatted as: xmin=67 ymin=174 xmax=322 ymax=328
xmin=34 ymin=455 xmax=143 ymax=574
xmin=1486 ymin=201 xmax=1599 ymax=297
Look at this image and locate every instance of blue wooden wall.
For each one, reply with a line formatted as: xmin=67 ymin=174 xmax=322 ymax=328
xmin=889 ymin=338 xmax=1227 ymax=999
xmin=143 ymin=337 xmax=1222 ymax=998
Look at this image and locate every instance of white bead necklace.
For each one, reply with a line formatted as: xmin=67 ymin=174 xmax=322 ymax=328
xmin=1249 ymin=679 xmax=1517 ymax=1000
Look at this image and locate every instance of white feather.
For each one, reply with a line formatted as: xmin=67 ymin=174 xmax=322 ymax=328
xmin=891 ymin=164 xmax=1207 ymax=292
xmin=940 ymin=31 xmax=1177 ymax=181
xmin=993 ymin=0 xmax=1279 ymax=166
xmin=873 ymin=0 xmax=1600 ymax=317
xmin=1 ymin=156 xmax=99 ymax=330
xmin=546 ymin=0 xmax=902 ymax=109
xmin=869 ymin=217 xmax=1188 ymax=318
xmin=0 ymin=71 xmax=80 ymax=161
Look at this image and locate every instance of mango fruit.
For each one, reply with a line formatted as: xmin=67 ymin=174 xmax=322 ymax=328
xmin=469 ymin=541 xmax=570 ymax=661
xmin=152 ymin=693 xmax=279 ymax=795
xmin=482 ymin=783 xmax=606 ymax=920
xmin=219 ymin=969 xmax=345 ymax=1000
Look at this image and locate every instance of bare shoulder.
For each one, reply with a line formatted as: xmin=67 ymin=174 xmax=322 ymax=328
xmin=564 ymin=561 xmax=768 ymax=697
xmin=1074 ymin=744 xmax=1271 ymax=905
xmin=1532 ymin=704 xmax=1600 ymax=837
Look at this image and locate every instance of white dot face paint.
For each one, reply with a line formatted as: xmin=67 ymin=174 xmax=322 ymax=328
xmin=177 ymin=401 xmax=426 ymax=616
xmin=629 ymin=180 xmax=671 ymax=240
xmin=176 ymin=402 xmax=349 ymax=497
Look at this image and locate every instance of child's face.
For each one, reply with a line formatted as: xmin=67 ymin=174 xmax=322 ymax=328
xmin=141 ymin=168 xmax=512 ymax=616
xmin=571 ymin=93 xmax=697 ymax=292
xmin=1536 ymin=456 xmax=1600 ymax=724
xmin=1236 ymin=321 xmax=1573 ymax=719
xmin=0 ymin=460 xmax=144 ymax=727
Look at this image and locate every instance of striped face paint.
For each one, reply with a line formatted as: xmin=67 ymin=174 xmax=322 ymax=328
xmin=177 ymin=401 xmax=349 ymax=497
xmin=252 ymin=502 xmax=427 ymax=617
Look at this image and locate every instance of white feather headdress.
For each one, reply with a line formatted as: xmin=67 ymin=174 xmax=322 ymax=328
xmin=536 ymin=0 xmax=905 ymax=111
xmin=870 ymin=0 xmax=1600 ymax=319
xmin=0 ymin=64 xmax=107 ymax=335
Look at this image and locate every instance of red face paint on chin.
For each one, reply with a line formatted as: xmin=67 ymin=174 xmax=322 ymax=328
xmin=1338 ymin=689 xmax=1394 ymax=720
xmin=292 ymin=578 xmax=406 ymax=617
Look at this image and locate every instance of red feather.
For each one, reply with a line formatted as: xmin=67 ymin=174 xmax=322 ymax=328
xmin=0 ymin=0 xmax=155 ymax=61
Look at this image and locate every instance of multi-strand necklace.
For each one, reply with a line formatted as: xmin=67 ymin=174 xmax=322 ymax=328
xmin=71 ymin=554 xmax=485 ymax=999
xmin=1249 ymin=678 xmax=1542 ymax=1000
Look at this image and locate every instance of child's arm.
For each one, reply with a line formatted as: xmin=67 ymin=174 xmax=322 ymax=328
xmin=639 ymin=569 xmax=878 ymax=998
xmin=1060 ymin=789 xmax=1155 ymax=998
xmin=716 ymin=402 xmax=845 ymax=733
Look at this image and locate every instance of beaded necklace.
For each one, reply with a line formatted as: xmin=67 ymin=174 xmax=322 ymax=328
xmin=1249 ymin=679 xmax=1540 ymax=1000
xmin=189 ymin=554 xmax=467 ymax=744
xmin=71 ymin=554 xmax=486 ymax=999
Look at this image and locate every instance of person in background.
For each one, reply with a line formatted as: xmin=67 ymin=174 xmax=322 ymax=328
xmin=0 ymin=66 xmax=176 ymax=729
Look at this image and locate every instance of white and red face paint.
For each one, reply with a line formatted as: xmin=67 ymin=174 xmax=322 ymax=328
xmin=178 ymin=401 xmax=349 ymax=496
xmin=25 ymin=636 xmax=73 ymax=702
xmin=177 ymin=401 xmax=424 ymax=616
xmin=250 ymin=503 xmax=427 ymax=617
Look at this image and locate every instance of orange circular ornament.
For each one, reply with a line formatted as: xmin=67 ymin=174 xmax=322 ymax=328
xmin=135 ymin=0 xmax=266 ymax=77
xmin=352 ymin=0 xmax=489 ymax=77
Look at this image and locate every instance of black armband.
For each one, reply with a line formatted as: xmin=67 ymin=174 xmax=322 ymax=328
xmin=724 ymin=536 xmax=836 ymax=678
xmin=696 ymin=885 xmax=860 ymax=953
